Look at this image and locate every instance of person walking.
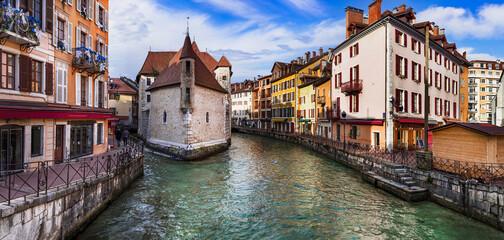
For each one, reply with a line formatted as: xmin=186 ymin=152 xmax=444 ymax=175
xmin=115 ymin=128 xmax=122 ymax=147
xmin=123 ymin=129 xmax=130 ymax=146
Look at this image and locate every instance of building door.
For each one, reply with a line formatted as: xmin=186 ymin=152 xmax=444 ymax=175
xmin=55 ymin=125 xmax=65 ymax=164
xmin=374 ymin=132 xmax=380 ymax=149
xmin=324 ymin=127 xmax=328 ymax=138
xmin=0 ymin=127 xmax=24 ymax=172
xmin=291 ymin=122 xmax=294 ymax=133
xmin=336 ymin=124 xmax=341 ymax=141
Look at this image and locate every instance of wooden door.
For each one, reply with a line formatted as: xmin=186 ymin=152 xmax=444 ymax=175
xmin=55 ymin=125 xmax=64 ymax=164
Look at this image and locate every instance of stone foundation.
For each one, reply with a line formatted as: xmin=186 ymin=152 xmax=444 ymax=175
xmin=147 ymin=138 xmax=231 ymax=161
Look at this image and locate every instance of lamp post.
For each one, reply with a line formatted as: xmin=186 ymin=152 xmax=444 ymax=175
xmin=342 ymin=111 xmax=346 ymax=150
xmin=109 ymin=79 xmax=121 ymax=102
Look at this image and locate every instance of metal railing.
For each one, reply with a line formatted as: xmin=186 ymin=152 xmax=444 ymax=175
xmin=341 ymin=80 xmax=363 ymax=95
xmin=0 ymin=3 xmax=41 ymax=45
xmin=0 ymin=137 xmax=144 ymax=205
xmin=433 ymin=157 xmax=504 ymax=184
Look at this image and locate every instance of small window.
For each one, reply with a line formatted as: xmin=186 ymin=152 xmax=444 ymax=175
xmin=31 ymin=125 xmax=43 ymax=156
xmin=206 ymin=112 xmax=209 ymax=123
xmin=223 ymin=76 xmax=227 ymax=81
xmin=186 ymin=61 xmax=191 ymax=74
xmin=163 ymin=111 xmax=167 ymax=123
xmin=97 ymin=123 xmax=103 ymax=144
xmin=147 ymin=94 xmax=151 ymax=102
xmin=146 ymin=78 xmax=151 ymax=86
xmin=185 ymin=88 xmax=191 ymax=103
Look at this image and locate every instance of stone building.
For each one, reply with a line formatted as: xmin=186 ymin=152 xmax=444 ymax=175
xmin=231 ymin=80 xmax=253 ymax=126
xmin=146 ymin=35 xmax=231 ymax=160
xmin=251 ymin=75 xmax=272 ymax=130
xmin=108 ymin=77 xmax=138 ymax=127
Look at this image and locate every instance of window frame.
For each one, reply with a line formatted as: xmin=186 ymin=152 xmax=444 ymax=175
xmin=1 ymin=51 xmax=16 ymax=90
xmin=31 ymin=60 xmax=43 ymax=93
xmin=31 ymin=125 xmax=44 ymax=157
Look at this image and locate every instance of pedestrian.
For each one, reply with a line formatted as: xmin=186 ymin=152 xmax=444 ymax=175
xmin=123 ymin=129 xmax=130 ymax=146
xmin=115 ymin=128 xmax=122 ymax=147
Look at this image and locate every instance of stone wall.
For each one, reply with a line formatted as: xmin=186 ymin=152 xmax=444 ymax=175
xmin=149 ymin=86 xmax=185 ymax=144
xmin=0 ymin=156 xmax=144 ymax=240
xmin=235 ymin=128 xmax=504 ymax=231
xmin=191 ymin=86 xmax=227 ymax=144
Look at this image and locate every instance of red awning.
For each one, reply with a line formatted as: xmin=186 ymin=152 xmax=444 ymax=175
xmin=0 ymin=107 xmax=113 ymax=119
xmin=397 ymin=118 xmax=426 ymax=124
xmin=342 ymin=120 xmax=384 ymax=125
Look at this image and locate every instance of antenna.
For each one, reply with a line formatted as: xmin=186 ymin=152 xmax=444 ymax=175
xmin=186 ymin=17 xmax=190 ymax=36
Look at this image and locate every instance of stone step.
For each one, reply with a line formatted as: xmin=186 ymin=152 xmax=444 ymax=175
xmin=404 ymin=181 xmax=417 ymax=187
xmin=395 ymin=168 xmax=407 ymax=173
xmin=397 ymin=172 xmax=410 ymax=177
xmin=384 ymin=162 xmax=405 ymax=169
xmin=401 ymin=177 xmax=413 ymax=182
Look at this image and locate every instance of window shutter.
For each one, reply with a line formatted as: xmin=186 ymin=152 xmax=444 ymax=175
xmin=46 ymin=63 xmax=54 ymax=95
xmin=430 ymin=49 xmax=432 ymax=60
xmin=411 ymin=38 xmax=414 ymax=51
xmin=404 ymin=34 xmax=408 ymax=48
xmin=411 ymin=61 xmax=414 ymax=80
xmin=419 ymin=64 xmax=422 ymax=83
xmin=89 ymin=35 xmax=93 ymax=51
xmin=411 ymin=92 xmax=414 ymax=113
xmin=75 ymin=26 xmax=81 ymax=48
xmin=395 ymin=55 xmax=400 ymax=76
xmin=334 ymin=73 xmax=337 ymax=88
xmin=95 ymin=1 xmax=99 ymax=25
xmin=453 ymin=102 xmax=457 ymax=118
xmin=428 ymin=96 xmax=431 ymax=114
xmin=419 ymin=94 xmax=422 ymax=114
xmin=19 ymin=55 xmax=32 ymax=92
xmin=350 ymin=46 xmax=353 ymax=58
xmin=404 ymin=58 xmax=408 ymax=78
xmin=46 ymin=0 xmax=53 ymax=33
xmin=88 ymin=77 xmax=93 ymax=106
xmin=349 ymin=67 xmax=353 ymax=81
xmin=52 ymin=12 xmax=58 ymax=46
xmin=440 ymin=99 xmax=443 ymax=116
xmin=404 ymin=90 xmax=408 ymax=112
xmin=338 ymin=73 xmax=342 ymax=87
xmin=356 ymin=65 xmax=359 ymax=81
xmin=419 ymin=42 xmax=422 ymax=55
xmin=356 ymin=94 xmax=359 ymax=112
xmin=349 ymin=95 xmax=353 ymax=113
xmin=356 ymin=43 xmax=359 ymax=55
xmin=67 ymin=22 xmax=73 ymax=53
xmin=68 ymin=0 xmax=73 ymax=6
xmin=76 ymin=0 xmax=81 ymax=12
xmin=395 ymin=30 xmax=399 ymax=43
xmin=338 ymin=53 xmax=341 ymax=64
xmin=395 ymin=89 xmax=400 ymax=112
xmin=430 ymin=69 xmax=432 ymax=86
xmin=105 ymin=44 xmax=108 ymax=67
xmin=75 ymin=73 xmax=81 ymax=106
xmin=104 ymin=81 xmax=108 ymax=108
xmin=88 ymin=0 xmax=94 ymax=21
xmin=104 ymin=10 xmax=108 ymax=32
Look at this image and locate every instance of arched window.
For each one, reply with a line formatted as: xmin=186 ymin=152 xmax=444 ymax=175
xmin=206 ymin=112 xmax=209 ymax=123
xmin=163 ymin=111 xmax=167 ymax=123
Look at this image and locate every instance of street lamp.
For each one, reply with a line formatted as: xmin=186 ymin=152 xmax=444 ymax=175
xmin=341 ymin=111 xmax=346 ymax=150
xmin=109 ymin=79 xmax=121 ymax=102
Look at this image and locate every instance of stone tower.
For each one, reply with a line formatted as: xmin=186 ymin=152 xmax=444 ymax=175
xmin=179 ymin=35 xmax=197 ymax=144
xmin=215 ymin=56 xmax=232 ymax=141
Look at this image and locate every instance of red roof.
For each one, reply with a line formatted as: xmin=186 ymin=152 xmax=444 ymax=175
xmin=430 ymin=122 xmax=504 ymax=135
xmin=109 ymin=78 xmax=137 ymax=94
xmin=146 ymin=36 xmax=228 ymax=93
xmin=217 ymin=56 xmax=232 ymax=68
xmin=137 ymin=51 xmax=177 ymax=76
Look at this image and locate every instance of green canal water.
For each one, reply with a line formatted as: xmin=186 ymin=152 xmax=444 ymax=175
xmin=77 ymin=133 xmax=504 ymax=239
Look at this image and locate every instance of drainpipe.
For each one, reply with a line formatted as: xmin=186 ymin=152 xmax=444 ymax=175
xmin=385 ymin=20 xmax=394 ymax=150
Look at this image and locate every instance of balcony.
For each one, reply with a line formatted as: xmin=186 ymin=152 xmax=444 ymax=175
xmin=316 ymin=96 xmax=326 ymax=105
xmin=0 ymin=5 xmax=41 ymax=49
xmin=327 ymin=108 xmax=341 ymax=120
xmin=341 ymin=80 xmax=363 ymax=95
xmin=72 ymin=47 xmax=108 ymax=75
xmin=468 ymin=108 xmax=477 ymax=112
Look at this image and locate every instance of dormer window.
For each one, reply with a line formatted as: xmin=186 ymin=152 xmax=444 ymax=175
xmin=186 ymin=61 xmax=190 ymax=74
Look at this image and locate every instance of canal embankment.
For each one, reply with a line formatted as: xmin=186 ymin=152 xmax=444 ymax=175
xmin=0 ymin=141 xmax=144 ymax=240
xmin=234 ymin=127 xmax=504 ymax=231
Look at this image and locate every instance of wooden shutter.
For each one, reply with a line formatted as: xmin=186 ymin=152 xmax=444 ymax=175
xmin=395 ymin=89 xmax=400 ymax=112
xmin=356 ymin=94 xmax=359 ymax=112
xmin=395 ymin=30 xmax=400 ymax=43
xmin=19 ymin=55 xmax=32 ymax=92
xmin=419 ymin=42 xmax=421 ymax=55
xmin=411 ymin=92 xmax=414 ymax=113
xmin=75 ymin=26 xmax=81 ymax=48
xmin=338 ymin=73 xmax=342 ymax=87
xmin=104 ymin=81 xmax=108 ymax=108
xmin=105 ymin=44 xmax=108 ymax=66
xmin=95 ymin=1 xmax=99 ymax=25
xmin=46 ymin=0 xmax=53 ymax=33
xmin=453 ymin=102 xmax=457 ymax=118
xmin=419 ymin=64 xmax=422 ymax=83
xmin=428 ymin=96 xmax=431 ymax=114
xmin=395 ymin=55 xmax=400 ymax=76
xmin=46 ymin=63 xmax=54 ymax=95
xmin=349 ymin=67 xmax=353 ymax=81
xmin=356 ymin=65 xmax=359 ymax=81
xmin=419 ymin=94 xmax=422 ymax=114
xmin=52 ymin=12 xmax=58 ymax=46
xmin=88 ymin=77 xmax=93 ymax=106
xmin=89 ymin=35 xmax=93 ymax=51
xmin=67 ymin=22 xmax=73 ymax=53
xmin=404 ymin=34 xmax=408 ymax=48
xmin=349 ymin=95 xmax=353 ymax=113
xmin=350 ymin=46 xmax=353 ymax=58
xmin=76 ymin=0 xmax=81 ymax=12
xmin=411 ymin=38 xmax=414 ymax=51
xmin=404 ymin=90 xmax=408 ymax=112
xmin=75 ymin=73 xmax=81 ymax=105
xmin=429 ymin=69 xmax=432 ymax=86
xmin=338 ymin=53 xmax=341 ymax=64
xmin=411 ymin=61 xmax=415 ymax=80
xmin=404 ymin=58 xmax=408 ymax=78
xmin=429 ymin=49 xmax=432 ymax=60
xmin=104 ymin=10 xmax=108 ymax=32
xmin=440 ymin=99 xmax=443 ymax=116
xmin=356 ymin=43 xmax=359 ymax=55
xmin=88 ymin=0 xmax=94 ymax=21
xmin=337 ymin=97 xmax=340 ymax=112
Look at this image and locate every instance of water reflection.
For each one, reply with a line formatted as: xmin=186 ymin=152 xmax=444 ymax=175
xmin=78 ymin=133 xmax=504 ymax=239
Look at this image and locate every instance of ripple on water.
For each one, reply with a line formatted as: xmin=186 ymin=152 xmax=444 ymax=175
xmin=77 ymin=133 xmax=504 ymax=240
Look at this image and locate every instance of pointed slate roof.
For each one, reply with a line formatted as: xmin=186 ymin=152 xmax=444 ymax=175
xmin=146 ymin=36 xmax=228 ymax=94
xmin=216 ymin=56 xmax=232 ymax=68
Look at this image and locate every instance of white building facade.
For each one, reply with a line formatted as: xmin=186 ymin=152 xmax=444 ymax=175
xmin=468 ymin=60 xmax=503 ymax=123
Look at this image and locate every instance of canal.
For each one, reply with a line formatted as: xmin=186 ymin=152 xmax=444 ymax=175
xmin=78 ymin=133 xmax=504 ymax=239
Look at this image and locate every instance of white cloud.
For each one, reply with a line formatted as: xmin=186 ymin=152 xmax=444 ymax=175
xmin=282 ymin=0 xmax=323 ymax=15
xmin=192 ymin=0 xmax=269 ymax=23
xmin=458 ymin=47 xmax=503 ymax=61
xmin=109 ymin=0 xmax=346 ymax=82
xmin=416 ymin=4 xmax=504 ymax=40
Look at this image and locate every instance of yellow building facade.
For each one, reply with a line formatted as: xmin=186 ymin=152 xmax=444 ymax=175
xmin=271 ymin=73 xmax=296 ymax=133
xmin=297 ymin=81 xmax=316 ymax=134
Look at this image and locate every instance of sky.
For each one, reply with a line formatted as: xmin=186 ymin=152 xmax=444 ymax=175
xmin=109 ymin=0 xmax=504 ymax=83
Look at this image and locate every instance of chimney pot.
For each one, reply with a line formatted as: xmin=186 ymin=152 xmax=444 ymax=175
xmin=312 ymin=51 xmax=316 ymax=58
xmin=319 ymin=47 xmax=323 ymax=56
xmin=398 ymin=4 xmax=406 ymax=13
xmin=433 ymin=25 xmax=439 ymax=36
xmin=439 ymin=28 xmax=445 ymax=35
xmin=346 ymin=6 xmax=364 ymax=39
xmin=368 ymin=0 xmax=382 ymax=25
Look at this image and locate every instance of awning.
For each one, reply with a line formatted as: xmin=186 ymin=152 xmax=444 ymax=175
xmin=341 ymin=119 xmax=384 ymax=125
xmin=0 ymin=107 xmax=113 ymax=120
xmin=298 ymin=119 xmax=311 ymax=122
xmin=271 ymin=119 xmax=287 ymax=122
xmin=397 ymin=118 xmax=438 ymax=125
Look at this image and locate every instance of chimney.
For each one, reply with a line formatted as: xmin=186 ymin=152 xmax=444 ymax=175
xmin=433 ymin=25 xmax=439 ymax=36
xmin=398 ymin=4 xmax=406 ymax=13
xmin=319 ymin=47 xmax=323 ymax=56
xmin=345 ymin=6 xmax=364 ymax=39
xmin=463 ymin=51 xmax=467 ymax=59
xmin=368 ymin=0 xmax=382 ymax=25
xmin=312 ymin=51 xmax=316 ymax=58
xmin=363 ymin=17 xmax=369 ymax=24
xmin=305 ymin=52 xmax=310 ymax=62
xmin=439 ymin=28 xmax=445 ymax=35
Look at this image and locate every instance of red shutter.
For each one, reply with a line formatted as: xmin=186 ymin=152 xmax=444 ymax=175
xmin=434 ymin=98 xmax=437 ymax=115
xmin=419 ymin=64 xmax=422 ymax=83
xmin=19 ymin=55 xmax=32 ymax=92
xmin=339 ymin=53 xmax=342 ymax=64
xmin=404 ymin=34 xmax=408 ymax=48
xmin=395 ymin=29 xmax=400 ymax=43
xmin=419 ymin=94 xmax=422 ymax=114
xmin=404 ymin=90 xmax=408 ymax=112
xmin=349 ymin=95 xmax=353 ymax=113
xmin=356 ymin=43 xmax=359 ymax=55
xmin=337 ymin=97 xmax=340 ymax=112
xmin=430 ymin=70 xmax=433 ymax=86
xmin=453 ymin=102 xmax=457 ymax=118
xmin=355 ymin=94 xmax=359 ymax=112
xmin=411 ymin=92 xmax=414 ymax=113
xmin=396 ymin=55 xmax=400 ymax=76
xmin=350 ymin=67 xmax=353 ymax=81
xmin=411 ymin=38 xmax=414 ymax=51
xmin=411 ymin=62 xmax=415 ymax=81
xmin=45 ymin=62 xmax=53 ymax=95
xmin=334 ymin=73 xmax=337 ymax=87
xmin=395 ymin=89 xmax=400 ymax=112
xmin=356 ymin=65 xmax=359 ymax=81
xmin=419 ymin=42 xmax=422 ymax=55
xmin=430 ymin=49 xmax=432 ymax=60
xmin=441 ymin=100 xmax=444 ymax=116
xmin=404 ymin=58 xmax=408 ymax=78
xmin=350 ymin=46 xmax=353 ymax=58
xmin=339 ymin=73 xmax=342 ymax=87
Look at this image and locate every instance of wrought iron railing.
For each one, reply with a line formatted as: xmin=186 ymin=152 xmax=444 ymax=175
xmin=0 ymin=3 xmax=41 ymax=45
xmin=341 ymin=80 xmax=363 ymax=95
xmin=0 ymin=137 xmax=144 ymax=205
xmin=73 ymin=47 xmax=107 ymax=74
xmin=433 ymin=157 xmax=504 ymax=184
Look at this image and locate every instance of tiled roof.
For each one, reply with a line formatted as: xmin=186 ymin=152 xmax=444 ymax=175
xmin=137 ymin=51 xmax=177 ymax=77
xmin=146 ymin=36 xmax=227 ymax=93
xmin=313 ymin=76 xmax=331 ymax=87
xmin=430 ymin=122 xmax=504 ymax=135
xmin=217 ymin=56 xmax=232 ymax=68
xmin=109 ymin=78 xmax=137 ymax=94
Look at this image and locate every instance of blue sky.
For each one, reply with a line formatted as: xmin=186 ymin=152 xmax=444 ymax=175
xmin=109 ymin=0 xmax=504 ymax=83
